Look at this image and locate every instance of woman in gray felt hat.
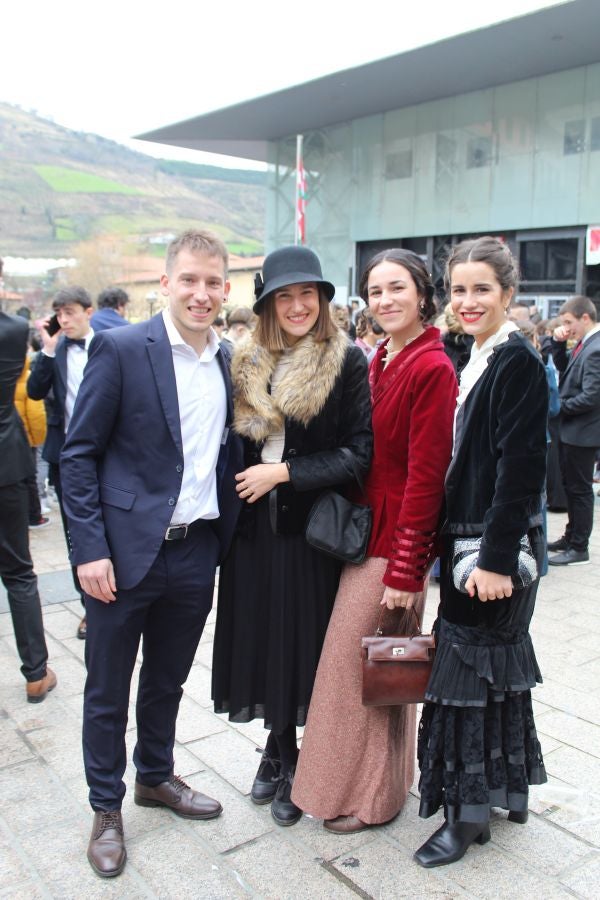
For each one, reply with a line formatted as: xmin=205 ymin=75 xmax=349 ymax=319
xmin=212 ymin=245 xmax=372 ymax=827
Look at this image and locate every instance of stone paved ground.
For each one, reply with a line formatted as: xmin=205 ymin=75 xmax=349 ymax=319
xmin=1 ymin=498 xmax=599 ymax=898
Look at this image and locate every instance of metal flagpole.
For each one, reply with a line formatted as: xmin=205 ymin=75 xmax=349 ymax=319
xmin=294 ymin=134 xmax=305 ymax=245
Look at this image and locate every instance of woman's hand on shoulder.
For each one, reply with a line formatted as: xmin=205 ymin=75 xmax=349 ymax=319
xmin=380 ymin=586 xmax=418 ymax=609
xmin=465 ymin=567 xmax=513 ymax=602
xmin=235 ymin=463 xmax=289 ymax=503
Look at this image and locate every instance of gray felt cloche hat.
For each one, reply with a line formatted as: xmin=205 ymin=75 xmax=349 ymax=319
xmin=253 ymin=246 xmax=335 ymax=314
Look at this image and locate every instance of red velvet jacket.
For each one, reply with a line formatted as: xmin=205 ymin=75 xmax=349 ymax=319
xmin=364 ymin=328 xmax=457 ymax=593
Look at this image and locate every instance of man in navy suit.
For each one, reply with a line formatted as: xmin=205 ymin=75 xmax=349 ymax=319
xmin=0 ymin=258 xmax=56 ymax=703
xmin=28 ymin=286 xmax=93 ymax=639
xmin=60 ymin=230 xmax=242 ymax=878
xmin=90 ymin=287 xmax=130 ymax=332
xmin=548 ymin=294 xmax=600 ymax=566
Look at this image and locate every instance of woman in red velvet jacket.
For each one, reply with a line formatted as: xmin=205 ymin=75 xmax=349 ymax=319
xmin=292 ymin=250 xmax=457 ymax=833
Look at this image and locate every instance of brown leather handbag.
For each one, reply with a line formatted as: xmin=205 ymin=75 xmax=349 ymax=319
xmin=361 ymin=607 xmax=435 ymax=706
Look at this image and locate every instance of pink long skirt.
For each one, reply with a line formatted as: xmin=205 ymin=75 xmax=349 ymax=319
xmin=291 ymin=557 xmax=424 ymax=824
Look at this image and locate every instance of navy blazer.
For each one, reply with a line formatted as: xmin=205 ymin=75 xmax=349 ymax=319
xmin=0 ymin=313 xmax=35 ymax=486
xmin=60 ymin=314 xmax=242 ymax=590
xmin=551 ymin=330 xmax=600 ymax=447
xmin=27 ymin=337 xmax=70 ymax=465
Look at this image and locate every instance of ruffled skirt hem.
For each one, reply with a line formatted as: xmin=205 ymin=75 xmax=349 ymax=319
xmin=425 ymin=619 xmax=542 ymax=707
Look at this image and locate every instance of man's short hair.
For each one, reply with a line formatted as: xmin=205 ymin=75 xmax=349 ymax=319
xmin=227 ymin=306 xmax=255 ymax=328
xmin=166 ymin=230 xmax=229 ymax=277
xmin=97 ymin=287 xmax=129 ymax=309
xmin=52 ymin=286 xmax=92 ymax=311
xmin=559 ymin=295 xmax=597 ymax=322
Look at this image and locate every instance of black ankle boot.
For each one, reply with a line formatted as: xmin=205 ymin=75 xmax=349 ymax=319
xmin=271 ymin=766 xmax=302 ymax=826
xmin=414 ymin=820 xmax=491 ymax=868
xmin=250 ymin=747 xmax=281 ymax=805
xmin=507 ymin=810 xmax=528 ymax=824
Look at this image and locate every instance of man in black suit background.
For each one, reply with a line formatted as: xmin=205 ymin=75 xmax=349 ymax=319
xmin=0 ymin=258 xmax=56 ymax=702
xmin=549 ymin=294 xmax=600 ymax=566
xmin=28 ymin=286 xmax=93 ymax=639
xmin=60 ymin=230 xmax=242 ymax=878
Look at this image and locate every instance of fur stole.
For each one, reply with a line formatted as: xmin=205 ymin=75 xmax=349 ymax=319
xmin=232 ymin=329 xmax=349 ymax=442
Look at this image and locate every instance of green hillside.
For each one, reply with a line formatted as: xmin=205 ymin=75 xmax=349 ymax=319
xmin=34 ymin=165 xmax=142 ymax=194
xmin=0 ymin=103 xmax=265 ymax=257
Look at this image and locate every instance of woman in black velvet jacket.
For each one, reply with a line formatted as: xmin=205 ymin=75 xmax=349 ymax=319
xmin=415 ymin=237 xmax=548 ymax=869
xmin=212 ymin=246 xmax=372 ymax=827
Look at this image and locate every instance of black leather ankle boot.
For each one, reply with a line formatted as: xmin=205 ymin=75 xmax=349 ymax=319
xmin=414 ymin=820 xmax=491 ymax=868
xmin=250 ymin=748 xmax=281 ymax=805
xmin=271 ymin=766 xmax=302 ymax=826
xmin=507 ymin=810 xmax=528 ymax=824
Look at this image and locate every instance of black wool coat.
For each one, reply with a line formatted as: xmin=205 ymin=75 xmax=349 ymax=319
xmin=444 ymin=333 xmax=548 ymax=576
xmin=233 ymin=332 xmax=373 ymax=536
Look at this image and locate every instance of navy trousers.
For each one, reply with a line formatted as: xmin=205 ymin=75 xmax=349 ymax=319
xmin=0 ymin=479 xmax=48 ymax=681
xmin=82 ymin=519 xmax=219 ymax=811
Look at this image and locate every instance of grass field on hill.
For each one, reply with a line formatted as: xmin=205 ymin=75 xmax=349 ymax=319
xmin=35 ymin=165 xmax=141 ymax=195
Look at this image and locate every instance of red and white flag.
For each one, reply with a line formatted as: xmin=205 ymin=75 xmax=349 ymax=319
xmin=586 ymin=225 xmax=600 ymax=265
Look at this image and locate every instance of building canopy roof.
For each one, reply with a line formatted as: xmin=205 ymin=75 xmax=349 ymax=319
xmin=138 ymin=1 xmax=600 ymax=162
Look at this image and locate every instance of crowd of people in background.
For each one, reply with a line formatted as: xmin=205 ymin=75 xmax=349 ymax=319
xmin=0 ymin=234 xmax=599 ymax=879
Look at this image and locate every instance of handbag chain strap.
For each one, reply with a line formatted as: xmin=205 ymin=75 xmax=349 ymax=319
xmin=374 ymin=605 xmax=423 ymax=637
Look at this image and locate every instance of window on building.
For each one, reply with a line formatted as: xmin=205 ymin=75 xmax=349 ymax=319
xmin=466 ymin=136 xmax=492 ymax=169
xmin=591 ymin=117 xmax=600 ymax=152
xmin=519 ymin=238 xmax=578 ymax=293
xmin=564 ymin=120 xmax=585 ymax=155
xmin=384 ymin=149 xmax=413 ymax=180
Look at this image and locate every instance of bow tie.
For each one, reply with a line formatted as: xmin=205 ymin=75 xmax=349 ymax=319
xmin=65 ymin=337 xmax=86 ymax=350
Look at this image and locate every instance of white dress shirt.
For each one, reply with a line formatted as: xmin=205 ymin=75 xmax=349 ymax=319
xmin=64 ymin=330 xmax=94 ymax=432
xmin=582 ymin=323 xmax=600 ymax=344
xmin=162 ymin=310 xmax=226 ymax=525
xmin=453 ymin=319 xmax=518 ymax=449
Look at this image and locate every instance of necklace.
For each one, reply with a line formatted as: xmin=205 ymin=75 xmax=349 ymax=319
xmin=383 ymin=333 xmax=421 ymax=367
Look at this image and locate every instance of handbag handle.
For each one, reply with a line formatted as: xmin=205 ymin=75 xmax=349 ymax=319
xmin=374 ymin=605 xmax=423 ymax=637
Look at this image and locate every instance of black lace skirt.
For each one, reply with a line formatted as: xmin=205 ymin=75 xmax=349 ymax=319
xmin=417 ymin=546 xmax=547 ymax=823
xmin=418 ymin=686 xmax=547 ymax=823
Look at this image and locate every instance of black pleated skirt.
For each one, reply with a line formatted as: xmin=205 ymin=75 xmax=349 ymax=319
xmin=417 ymin=532 xmax=547 ymax=823
xmin=212 ymin=496 xmax=342 ymax=733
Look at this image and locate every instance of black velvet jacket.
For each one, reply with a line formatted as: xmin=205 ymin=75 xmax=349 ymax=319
xmin=238 ymin=340 xmax=373 ymax=536
xmin=444 ymin=333 xmax=547 ymax=576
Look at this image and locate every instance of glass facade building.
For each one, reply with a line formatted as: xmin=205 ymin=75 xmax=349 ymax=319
xmin=267 ymin=63 xmax=600 ymax=310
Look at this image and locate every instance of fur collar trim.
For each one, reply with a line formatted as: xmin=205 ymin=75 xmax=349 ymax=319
xmin=232 ymin=329 xmax=348 ymax=442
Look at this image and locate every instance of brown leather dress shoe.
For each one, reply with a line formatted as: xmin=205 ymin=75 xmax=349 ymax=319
xmin=87 ymin=810 xmax=126 ymax=878
xmin=77 ymin=616 xmax=87 ymax=640
xmin=323 ymin=815 xmax=372 ymax=834
xmin=134 ymin=774 xmax=222 ymax=819
xmin=26 ymin=667 xmax=57 ymax=704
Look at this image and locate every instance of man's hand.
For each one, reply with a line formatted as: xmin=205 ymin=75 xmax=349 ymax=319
xmin=77 ymin=558 xmax=117 ymax=603
xmin=553 ymin=324 xmax=569 ymax=343
xmin=465 ymin=567 xmax=513 ymax=602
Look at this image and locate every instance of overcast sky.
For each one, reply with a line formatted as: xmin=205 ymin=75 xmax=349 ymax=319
xmin=3 ymin=0 xmax=565 ymax=169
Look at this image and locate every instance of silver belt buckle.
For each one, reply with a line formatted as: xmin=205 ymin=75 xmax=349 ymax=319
xmin=165 ymin=524 xmax=188 ymax=541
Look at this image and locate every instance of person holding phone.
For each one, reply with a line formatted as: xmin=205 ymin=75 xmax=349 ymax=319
xmin=28 ymin=286 xmax=94 ymax=639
